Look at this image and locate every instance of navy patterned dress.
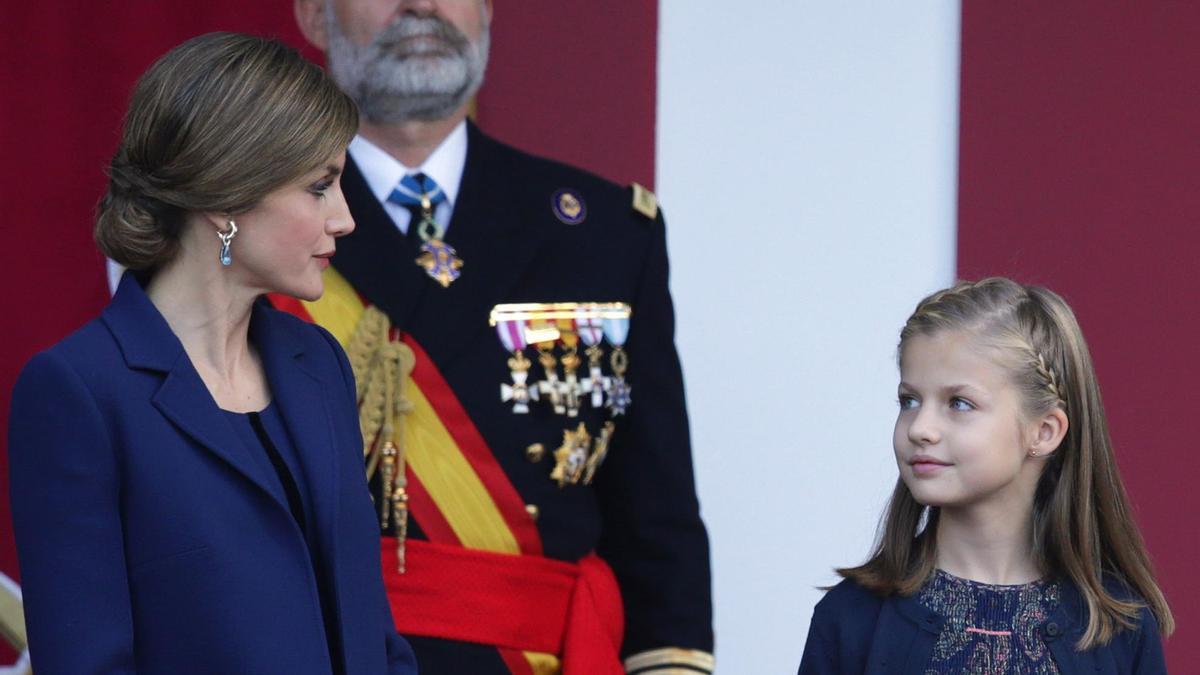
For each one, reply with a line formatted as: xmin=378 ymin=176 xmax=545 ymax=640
xmin=918 ymin=570 xmax=1061 ymax=674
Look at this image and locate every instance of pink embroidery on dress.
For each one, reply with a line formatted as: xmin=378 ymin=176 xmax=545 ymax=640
xmin=965 ymin=627 xmax=1012 ymax=636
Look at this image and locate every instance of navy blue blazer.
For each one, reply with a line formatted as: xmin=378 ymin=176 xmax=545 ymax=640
xmin=7 ymin=273 xmax=416 ymax=674
xmin=798 ymin=578 xmax=1166 ymax=675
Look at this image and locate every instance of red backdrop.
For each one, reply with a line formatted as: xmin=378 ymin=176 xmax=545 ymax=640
xmin=959 ymin=2 xmax=1198 ymax=668
xmin=0 ymin=1 xmax=656 ymax=661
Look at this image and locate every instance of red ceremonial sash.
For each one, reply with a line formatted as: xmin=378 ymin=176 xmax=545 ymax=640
xmin=271 ymin=269 xmax=623 ymax=674
xmin=383 ymin=540 xmax=624 ymax=675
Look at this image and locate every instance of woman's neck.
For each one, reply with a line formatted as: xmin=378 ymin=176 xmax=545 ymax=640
xmin=935 ymin=496 xmax=1042 ymax=585
xmin=146 ymin=243 xmax=267 ymax=412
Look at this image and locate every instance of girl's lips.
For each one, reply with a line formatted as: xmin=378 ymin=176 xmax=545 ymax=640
xmin=909 ymin=456 xmax=952 ymax=476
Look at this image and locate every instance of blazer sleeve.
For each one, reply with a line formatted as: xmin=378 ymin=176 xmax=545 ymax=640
xmin=595 ymin=208 xmax=714 ymax=663
xmin=7 ymin=350 xmax=136 ymax=674
xmin=316 ymin=326 xmax=417 ymax=675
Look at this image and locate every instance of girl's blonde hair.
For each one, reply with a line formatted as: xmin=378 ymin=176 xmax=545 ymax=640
xmin=839 ymin=277 xmax=1173 ymax=648
xmin=95 ymin=32 xmax=358 ymax=270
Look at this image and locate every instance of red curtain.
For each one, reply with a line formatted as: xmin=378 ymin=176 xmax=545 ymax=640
xmin=0 ymin=1 xmax=656 ymax=661
xmin=959 ymin=3 xmax=1199 ymax=668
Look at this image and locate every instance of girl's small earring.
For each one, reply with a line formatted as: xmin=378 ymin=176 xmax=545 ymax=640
xmin=218 ymin=220 xmax=238 ymax=267
xmin=1029 ymin=450 xmax=1039 ymax=457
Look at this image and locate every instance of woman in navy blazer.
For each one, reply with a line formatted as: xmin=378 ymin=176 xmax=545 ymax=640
xmin=8 ymin=33 xmax=416 ymax=674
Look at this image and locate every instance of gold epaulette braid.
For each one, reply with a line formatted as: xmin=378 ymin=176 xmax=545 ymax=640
xmin=345 ymin=305 xmax=416 ymax=572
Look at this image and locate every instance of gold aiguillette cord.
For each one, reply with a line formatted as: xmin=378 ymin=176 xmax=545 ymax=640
xmin=350 ymin=307 xmax=416 ymax=573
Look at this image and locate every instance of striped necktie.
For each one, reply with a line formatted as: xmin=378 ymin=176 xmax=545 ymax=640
xmin=387 ymin=172 xmax=447 ymax=243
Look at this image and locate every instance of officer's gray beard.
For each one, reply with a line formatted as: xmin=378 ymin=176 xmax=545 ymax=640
xmin=326 ymin=12 xmax=489 ymax=124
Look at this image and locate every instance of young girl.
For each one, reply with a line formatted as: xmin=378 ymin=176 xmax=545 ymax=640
xmin=798 ymin=278 xmax=1172 ymax=674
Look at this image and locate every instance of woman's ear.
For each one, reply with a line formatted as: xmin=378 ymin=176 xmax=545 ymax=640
xmin=197 ymin=211 xmax=231 ymax=234
xmin=1029 ymin=407 xmax=1069 ymax=458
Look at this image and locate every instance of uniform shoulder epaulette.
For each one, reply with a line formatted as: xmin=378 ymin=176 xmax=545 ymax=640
xmin=630 ymin=182 xmax=658 ymax=220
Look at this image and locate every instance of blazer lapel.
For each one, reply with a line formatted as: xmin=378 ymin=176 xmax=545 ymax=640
xmin=103 ymin=273 xmax=290 ymax=514
xmin=251 ymin=302 xmax=342 ymax=583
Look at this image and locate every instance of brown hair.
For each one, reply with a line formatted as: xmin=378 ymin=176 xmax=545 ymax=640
xmin=839 ymin=277 xmax=1173 ymax=648
xmin=96 ymin=32 xmax=358 ymax=270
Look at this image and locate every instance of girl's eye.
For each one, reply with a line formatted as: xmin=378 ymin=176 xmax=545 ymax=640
xmin=309 ymin=179 xmax=333 ymax=196
xmin=949 ymin=397 xmax=975 ymax=411
xmin=898 ymin=395 xmax=919 ymax=410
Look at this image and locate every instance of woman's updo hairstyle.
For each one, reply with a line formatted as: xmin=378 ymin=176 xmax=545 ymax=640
xmin=96 ymin=32 xmax=358 ymax=270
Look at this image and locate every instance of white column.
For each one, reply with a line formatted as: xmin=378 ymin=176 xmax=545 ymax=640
xmin=657 ymin=2 xmax=961 ymax=670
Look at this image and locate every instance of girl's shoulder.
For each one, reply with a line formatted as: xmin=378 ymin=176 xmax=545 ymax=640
xmin=815 ymin=578 xmax=884 ymax=612
xmin=810 ymin=578 xmax=888 ymax=633
xmin=1055 ymin=578 xmax=1167 ymax=670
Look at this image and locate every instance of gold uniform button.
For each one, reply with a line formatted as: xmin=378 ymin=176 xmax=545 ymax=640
xmin=525 ymin=504 xmax=540 ymax=521
xmin=525 ymin=443 xmax=545 ymax=462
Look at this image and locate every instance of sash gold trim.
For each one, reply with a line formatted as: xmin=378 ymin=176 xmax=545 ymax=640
xmin=0 ymin=573 xmax=26 ymax=651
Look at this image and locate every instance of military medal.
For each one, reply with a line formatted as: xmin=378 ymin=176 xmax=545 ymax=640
xmin=531 ymin=320 xmax=566 ymax=415
xmin=602 ymin=315 xmax=633 ymax=416
xmin=496 ymin=318 xmax=538 ymax=413
xmin=488 ymin=302 xmax=632 ymax=418
xmin=576 ymin=312 xmax=607 ymax=408
xmin=550 ymin=422 xmax=591 ymax=487
xmin=555 ymin=318 xmax=584 ymax=418
xmin=582 ymin=421 xmax=615 ymax=485
xmin=415 ymin=238 xmax=463 ymax=288
xmin=391 ymin=175 xmax=463 ymax=287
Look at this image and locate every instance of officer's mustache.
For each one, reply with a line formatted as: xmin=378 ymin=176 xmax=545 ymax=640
xmin=375 ymin=15 xmax=471 ymax=59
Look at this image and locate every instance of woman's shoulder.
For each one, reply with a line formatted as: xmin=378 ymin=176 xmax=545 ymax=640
xmin=19 ymin=315 xmax=122 ymax=387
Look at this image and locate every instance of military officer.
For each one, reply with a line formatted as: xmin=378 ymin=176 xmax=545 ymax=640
xmin=288 ymin=2 xmax=713 ymax=673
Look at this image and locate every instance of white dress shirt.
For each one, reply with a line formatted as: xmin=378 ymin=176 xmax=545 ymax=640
xmin=348 ymin=121 xmax=468 ymax=236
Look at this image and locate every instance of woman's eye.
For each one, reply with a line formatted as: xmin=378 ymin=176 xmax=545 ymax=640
xmin=898 ymin=395 xmax=918 ymax=410
xmin=949 ymin=397 xmax=975 ymax=411
xmin=309 ymin=180 xmax=333 ymax=196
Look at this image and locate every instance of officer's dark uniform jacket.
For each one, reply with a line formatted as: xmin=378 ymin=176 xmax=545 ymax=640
xmin=287 ymin=122 xmax=713 ymax=675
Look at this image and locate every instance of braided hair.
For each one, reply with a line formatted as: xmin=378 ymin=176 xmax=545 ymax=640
xmin=838 ymin=278 xmax=1173 ymax=649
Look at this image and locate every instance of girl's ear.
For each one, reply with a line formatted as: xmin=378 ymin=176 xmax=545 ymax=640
xmin=1029 ymin=407 xmax=1069 ymax=458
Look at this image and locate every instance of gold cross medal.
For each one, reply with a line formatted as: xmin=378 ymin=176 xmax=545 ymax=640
xmin=526 ymin=319 xmax=567 ymax=416
xmin=494 ymin=318 xmax=538 ymax=413
xmin=553 ymin=318 xmax=584 ymax=418
xmin=412 ymin=196 xmax=462 ymax=287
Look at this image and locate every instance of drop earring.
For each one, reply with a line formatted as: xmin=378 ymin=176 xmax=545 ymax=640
xmin=218 ymin=220 xmax=238 ymax=266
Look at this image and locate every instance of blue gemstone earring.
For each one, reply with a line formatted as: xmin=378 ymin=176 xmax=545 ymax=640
xmin=218 ymin=220 xmax=238 ymax=266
